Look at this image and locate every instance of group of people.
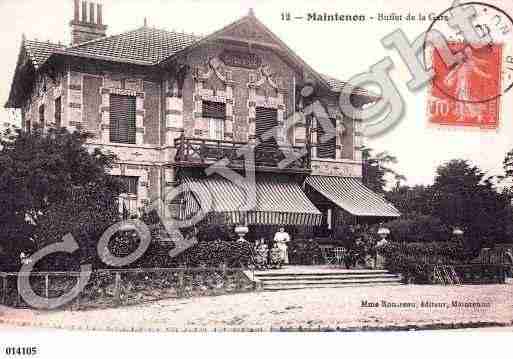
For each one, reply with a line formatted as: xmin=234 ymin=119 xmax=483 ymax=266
xmin=253 ymin=227 xmax=291 ymax=269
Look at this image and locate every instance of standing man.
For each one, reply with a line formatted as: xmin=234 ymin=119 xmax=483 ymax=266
xmin=274 ymin=227 xmax=291 ymax=265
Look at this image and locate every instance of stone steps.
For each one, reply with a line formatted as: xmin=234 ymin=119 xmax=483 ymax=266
xmin=253 ymin=269 xmax=402 ymax=291
xmin=255 ymin=274 xmax=399 ymax=281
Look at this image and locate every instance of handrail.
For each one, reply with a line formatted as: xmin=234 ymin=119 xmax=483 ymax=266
xmin=174 ymin=136 xmax=248 ymax=147
xmin=174 ymin=136 xmax=306 ymax=151
xmin=173 ymin=136 xmax=310 ymax=170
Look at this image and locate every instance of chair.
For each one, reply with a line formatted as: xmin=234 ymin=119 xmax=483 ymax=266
xmin=321 ymin=247 xmax=337 ymax=265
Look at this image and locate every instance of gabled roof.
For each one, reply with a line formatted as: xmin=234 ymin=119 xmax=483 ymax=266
xmin=321 ymin=74 xmax=378 ymax=98
xmin=61 ymin=26 xmax=200 ymax=65
xmin=24 ymin=40 xmax=65 ymax=69
xmin=5 ymin=37 xmax=65 ymax=108
xmin=6 ymin=12 xmax=377 ymax=108
xmin=159 ymin=11 xmax=332 ymax=92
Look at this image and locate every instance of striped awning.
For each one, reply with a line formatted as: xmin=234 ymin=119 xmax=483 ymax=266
xmin=180 ymin=174 xmax=322 ymax=226
xmin=305 ymin=176 xmax=401 ymax=218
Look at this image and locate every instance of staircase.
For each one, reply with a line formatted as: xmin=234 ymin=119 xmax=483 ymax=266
xmin=252 ymin=267 xmax=402 ymax=291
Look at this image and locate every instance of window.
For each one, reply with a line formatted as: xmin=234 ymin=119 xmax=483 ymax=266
xmin=114 ymin=176 xmax=139 ymax=195
xmin=112 ymin=175 xmax=139 ymax=219
xmin=316 ymin=117 xmax=336 ymax=159
xmin=109 ymin=94 xmax=136 ymax=144
xmin=54 ymin=97 xmax=62 ymax=128
xmin=25 ymin=120 xmax=31 ymax=133
xmin=202 ymin=101 xmax=225 ymax=140
xmin=39 ymin=105 xmax=45 ymax=128
xmin=255 ymin=107 xmax=278 ymax=147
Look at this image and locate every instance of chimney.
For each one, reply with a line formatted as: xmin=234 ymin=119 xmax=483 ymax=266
xmin=70 ymin=0 xmax=107 ymax=45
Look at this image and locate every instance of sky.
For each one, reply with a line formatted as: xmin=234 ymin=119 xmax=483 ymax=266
xmin=1 ymin=0 xmax=513 ymax=186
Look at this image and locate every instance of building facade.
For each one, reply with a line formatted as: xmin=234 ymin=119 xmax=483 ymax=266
xmin=6 ymin=1 xmax=399 ymax=240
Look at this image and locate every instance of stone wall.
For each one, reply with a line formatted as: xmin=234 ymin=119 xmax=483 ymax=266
xmin=60 ymin=66 xmax=165 ymax=213
xmin=22 ymin=71 xmax=65 ymax=131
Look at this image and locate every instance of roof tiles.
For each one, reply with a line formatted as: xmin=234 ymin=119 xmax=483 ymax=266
xmin=21 ymin=27 xmax=370 ymax=97
xmin=24 ymin=40 xmax=65 ymax=68
xmin=65 ymin=26 xmax=200 ymax=65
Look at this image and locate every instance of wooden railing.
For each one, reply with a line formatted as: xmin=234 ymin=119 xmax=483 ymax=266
xmin=174 ymin=136 xmax=311 ymax=172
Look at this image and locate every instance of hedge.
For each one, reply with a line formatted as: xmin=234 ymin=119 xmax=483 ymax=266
xmin=380 ymin=240 xmax=470 ymax=283
xmin=142 ymin=240 xmax=254 ymax=268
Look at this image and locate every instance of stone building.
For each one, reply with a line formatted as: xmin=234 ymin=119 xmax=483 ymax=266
xmin=6 ymin=1 xmax=399 ymax=240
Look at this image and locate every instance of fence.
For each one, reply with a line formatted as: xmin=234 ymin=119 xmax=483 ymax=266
xmin=0 ymin=267 xmax=255 ymax=310
xmin=399 ymin=249 xmax=513 ymax=267
xmin=432 ymin=264 xmax=507 ymax=285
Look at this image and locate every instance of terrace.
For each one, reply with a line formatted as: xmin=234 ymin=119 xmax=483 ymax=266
xmin=173 ymin=136 xmax=311 ymax=174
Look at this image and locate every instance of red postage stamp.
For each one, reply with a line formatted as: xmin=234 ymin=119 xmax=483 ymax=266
xmin=428 ymin=42 xmax=502 ymax=129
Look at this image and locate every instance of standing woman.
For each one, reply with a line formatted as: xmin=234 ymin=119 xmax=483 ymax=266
xmin=273 ymin=227 xmax=291 ymax=265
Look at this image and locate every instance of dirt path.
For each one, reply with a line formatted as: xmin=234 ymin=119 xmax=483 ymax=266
xmin=1 ymin=284 xmax=512 ymax=331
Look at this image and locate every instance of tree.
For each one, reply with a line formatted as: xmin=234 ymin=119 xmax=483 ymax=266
xmin=361 ymin=146 xmax=405 ymax=193
xmin=502 ymin=148 xmax=513 ymax=179
xmin=0 ymin=128 xmax=124 ymax=269
xmin=431 ymin=159 xmax=512 ymax=251
xmin=386 ymin=184 xmax=433 ymax=217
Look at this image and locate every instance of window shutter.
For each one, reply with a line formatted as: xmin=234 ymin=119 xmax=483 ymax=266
xmin=255 ymin=107 xmax=278 ymax=147
xmin=202 ymin=101 xmax=226 ymax=119
xmin=110 ymin=94 xmax=136 ymax=144
xmin=39 ymin=105 xmax=45 ymax=127
xmin=123 ymin=176 xmax=139 ymax=195
xmin=112 ymin=175 xmax=139 ymax=195
xmin=54 ymin=97 xmax=62 ymax=128
xmin=208 ymin=118 xmax=224 ymax=140
xmin=317 ymin=117 xmax=336 ymax=159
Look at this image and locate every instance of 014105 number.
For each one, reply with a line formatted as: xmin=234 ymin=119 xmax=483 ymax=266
xmin=4 ymin=347 xmax=38 ymax=356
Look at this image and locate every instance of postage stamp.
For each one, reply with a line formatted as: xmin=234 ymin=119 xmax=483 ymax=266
xmin=429 ymin=42 xmax=502 ymax=129
xmin=424 ymin=1 xmax=513 ymax=129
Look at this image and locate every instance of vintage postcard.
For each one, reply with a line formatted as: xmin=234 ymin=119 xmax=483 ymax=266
xmin=1 ymin=0 xmax=513 ymax=356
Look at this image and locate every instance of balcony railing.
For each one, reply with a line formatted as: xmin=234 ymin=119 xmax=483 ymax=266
xmin=174 ymin=136 xmax=311 ymax=172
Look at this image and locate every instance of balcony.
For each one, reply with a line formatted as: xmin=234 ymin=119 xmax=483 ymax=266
xmin=173 ymin=136 xmax=311 ymax=173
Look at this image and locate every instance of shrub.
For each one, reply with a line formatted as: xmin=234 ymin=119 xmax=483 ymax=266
xmin=196 ymin=223 xmax=236 ymax=242
xmin=381 ymin=240 xmax=468 ymax=262
xmin=32 ymin=182 xmax=121 ymax=270
xmin=386 ymin=215 xmax=451 ymax=242
xmin=108 ymin=230 xmax=142 ymax=258
xmin=187 ymin=241 xmax=253 ymax=267
xmin=288 ymin=239 xmax=322 ymax=265
xmin=144 ymin=240 xmax=254 ymax=268
xmin=380 ymin=240 xmax=469 ymax=283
